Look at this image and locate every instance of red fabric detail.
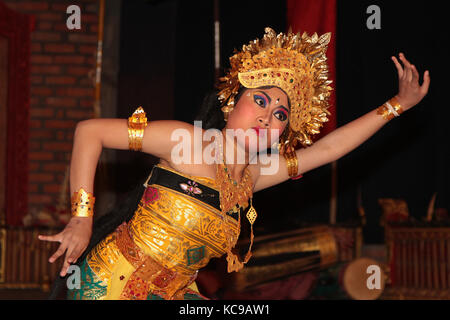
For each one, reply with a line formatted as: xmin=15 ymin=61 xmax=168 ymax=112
xmin=142 ymin=186 xmax=160 ymax=206
xmin=152 ymin=269 xmax=176 ymax=288
xmin=121 ymin=276 xmax=150 ymax=300
xmin=0 ymin=2 xmax=35 ymax=226
xmin=287 ymin=0 xmax=337 ymax=139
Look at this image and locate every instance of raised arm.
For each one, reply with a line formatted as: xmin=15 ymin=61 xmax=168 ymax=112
xmin=306 ymin=53 xmax=430 ymax=166
xmin=254 ymin=53 xmax=430 ymax=192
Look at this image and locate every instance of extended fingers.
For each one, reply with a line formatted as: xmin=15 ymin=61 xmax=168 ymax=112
xmin=421 ymin=70 xmax=431 ymax=95
xmin=49 ymin=242 xmax=68 ymax=263
xmin=400 ymin=53 xmax=429 ymax=88
xmin=391 ymin=56 xmax=403 ymax=78
xmin=67 ymin=243 xmax=86 ymax=264
xmin=38 ymin=233 xmax=62 ymax=243
xmin=411 ymin=64 xmax=420 ymax=83
xmin=60 ymin=258 xmax=72 ymax=277
xmin=399 ymin=53 xmax=413 ymax=82
xmin=60 ymin=244 xmax=78 ymax=276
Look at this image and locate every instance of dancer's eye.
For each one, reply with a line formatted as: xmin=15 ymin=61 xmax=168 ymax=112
xmin=253 ymin=94 xmax=267 ymax=107
xmin=274 ymin=110 xmax=288 ymax=121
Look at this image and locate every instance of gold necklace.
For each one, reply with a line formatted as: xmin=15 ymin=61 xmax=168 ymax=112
xmin=214 ymin=136 xmax=258 ymax=272
xmin=216 ymin=162 xmax=252 ymax=214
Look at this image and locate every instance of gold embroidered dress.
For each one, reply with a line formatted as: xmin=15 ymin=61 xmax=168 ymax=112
xmin=68 ymin=164 xmax=247 ymax=300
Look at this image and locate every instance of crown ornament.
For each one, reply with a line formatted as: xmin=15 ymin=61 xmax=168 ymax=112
xmin=217 ymin=27 xmax=333 ymax=151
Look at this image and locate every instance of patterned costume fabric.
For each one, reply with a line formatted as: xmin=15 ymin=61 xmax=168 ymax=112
xmin=67 ymin=164 xmax=246 ymax=300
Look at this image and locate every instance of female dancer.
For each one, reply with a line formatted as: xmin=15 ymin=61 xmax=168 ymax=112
xmin=39 ymin=28 xmax=429 ymax=300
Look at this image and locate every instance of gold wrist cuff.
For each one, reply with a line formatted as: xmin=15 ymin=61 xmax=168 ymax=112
xmin=71 ymin=188 xmax=95 ymax=217
xmin=128 ymin=107 xmax=148 ymax=151
xmin=377 ymin=97 xmax=404 ymax=121
xmin=283 ymin=149 xmax=298 ymax=177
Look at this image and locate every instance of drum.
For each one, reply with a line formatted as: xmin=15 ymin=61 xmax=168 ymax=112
xmin=227 ymin=226 xmax=338 ymax=291
xmin=310 ymin=257 xmax=386 ymax=300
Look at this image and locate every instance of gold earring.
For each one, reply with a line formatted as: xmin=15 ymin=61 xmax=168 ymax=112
xmin=221 ymin=98 xmax=235 ymax=122
xmin=271 ymin=141 xmax=281 ymax=151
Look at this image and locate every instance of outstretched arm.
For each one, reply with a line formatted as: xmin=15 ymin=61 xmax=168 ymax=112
xmin=38 ymin=118 xmax=196 ymax=276
xmin=306 ymin=53 xmax=430 ymax=164
xmin=254 ymin=53 xmax=430 ymax=192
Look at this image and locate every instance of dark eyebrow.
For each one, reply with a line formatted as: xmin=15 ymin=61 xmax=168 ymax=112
xmin=277 ymin=106 xmax=289 ymax=114
xmin=255 ymin=91 xmax=271 ymax=104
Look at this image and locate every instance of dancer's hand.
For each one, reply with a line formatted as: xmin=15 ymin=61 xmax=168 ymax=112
xmin=38 ymin=216 xmax=92 ymax=277
xmin=391 ymin=52 xmax=430 ymax=111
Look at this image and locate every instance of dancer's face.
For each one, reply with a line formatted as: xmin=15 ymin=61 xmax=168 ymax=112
xmin=225 ymin=87 xmax=290 ymax=152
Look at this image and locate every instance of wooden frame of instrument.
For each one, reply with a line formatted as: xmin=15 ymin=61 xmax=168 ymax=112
xmin=384 ymin=226 xmax=450 ymax=299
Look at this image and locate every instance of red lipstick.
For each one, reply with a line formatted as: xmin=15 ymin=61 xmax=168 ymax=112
xmin=252 ymin=127 xmax=265 ymax=137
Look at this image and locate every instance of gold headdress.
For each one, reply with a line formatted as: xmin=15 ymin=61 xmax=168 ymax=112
xmin=217 ymin=27 xmax=333 ymax=150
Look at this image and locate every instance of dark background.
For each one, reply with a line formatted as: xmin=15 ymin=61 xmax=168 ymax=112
xmin=113 ymin=0 xmax=448 ymax=244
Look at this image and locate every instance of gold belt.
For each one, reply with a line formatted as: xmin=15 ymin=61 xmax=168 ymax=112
xmin=115 ymin=222 xmax=198 ymax=300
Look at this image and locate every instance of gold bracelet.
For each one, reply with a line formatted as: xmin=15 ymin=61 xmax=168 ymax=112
xmin=389 ymin=96 xmax=404 ymax=115
xmin=283 ymin=149 xmax=298 ymax=177
xmin=128 ymin=106 xmax=148 ymax=151
xmin=71 ymin=188 xmax=95 ymax=217
xmin=376 ymin=97 xmax=404 ymax=121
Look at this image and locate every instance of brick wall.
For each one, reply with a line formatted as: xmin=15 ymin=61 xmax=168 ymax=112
xmin=4 ymin=0 xmax=99 ymax=216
